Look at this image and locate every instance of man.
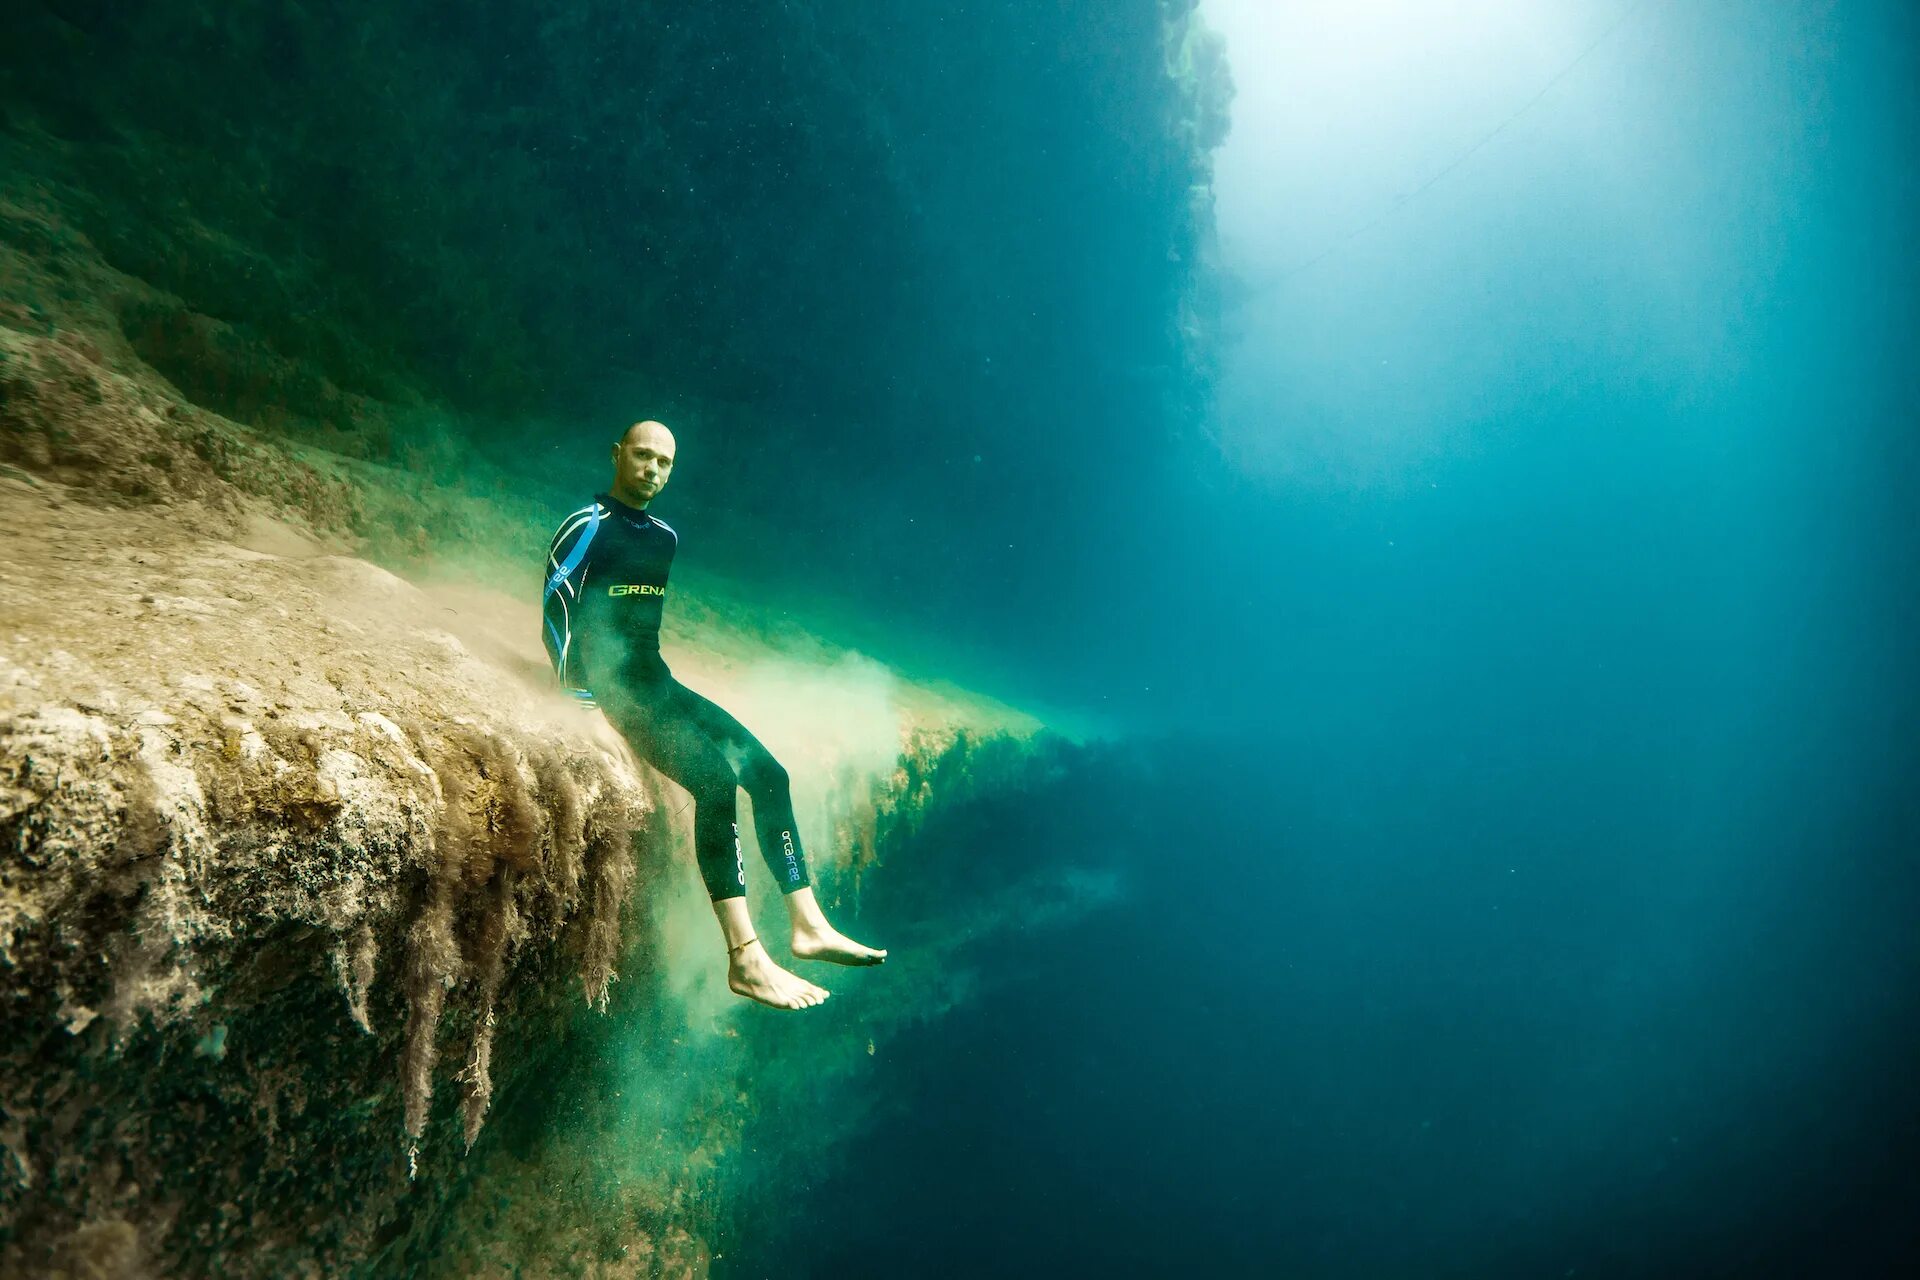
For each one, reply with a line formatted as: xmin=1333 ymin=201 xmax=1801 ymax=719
xmin=543 ymin=420 xmax=886 ymax=1011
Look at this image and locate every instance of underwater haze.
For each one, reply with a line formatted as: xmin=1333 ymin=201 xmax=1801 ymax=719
xmin=1 ymin=0 xmax=1916 ymax=1276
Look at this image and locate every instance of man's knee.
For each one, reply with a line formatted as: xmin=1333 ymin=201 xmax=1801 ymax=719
xmin=740 ymin=752 xmax=789 ymax=796
xmin=687 ymin=760 xmax=742 ymax=808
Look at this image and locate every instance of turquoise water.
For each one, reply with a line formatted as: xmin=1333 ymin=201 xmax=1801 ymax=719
xmin=724 ymin=1 xmax=1920 ymax=1274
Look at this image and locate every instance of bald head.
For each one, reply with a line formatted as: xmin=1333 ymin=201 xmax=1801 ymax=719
xmin=610 ymin=419 xmax=675 ymax=508
xmin=616 ymin=419 xmax=674 ymax=450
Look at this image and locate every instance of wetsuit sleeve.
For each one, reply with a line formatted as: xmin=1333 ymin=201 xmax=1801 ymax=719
xmin=541 ymin=507 xmax=601 ymax=690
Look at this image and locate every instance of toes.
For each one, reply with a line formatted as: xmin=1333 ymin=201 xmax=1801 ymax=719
xmin=771 ymin=970 xmax=829 ymax=1009
xmin=733 ymin=971 xmax=820 ymax=1012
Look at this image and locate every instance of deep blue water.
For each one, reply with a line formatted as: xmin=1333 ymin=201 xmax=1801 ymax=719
xmin=724 ymin=710 xmax=1917 ymax=1277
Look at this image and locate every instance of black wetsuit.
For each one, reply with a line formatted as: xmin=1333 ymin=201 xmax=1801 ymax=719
xmin=542 ymin=493 xmax=810 ymax=901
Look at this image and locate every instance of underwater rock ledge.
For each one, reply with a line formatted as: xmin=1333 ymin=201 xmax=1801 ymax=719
xmin=0 ymin=469 xmax=662 ymax=1275
xmin=0 ymin=466 xmax=1046 ymax=1277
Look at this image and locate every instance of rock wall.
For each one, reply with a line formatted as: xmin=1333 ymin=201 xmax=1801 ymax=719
xmin=0 ymin=449 xmax=650 ymax=1266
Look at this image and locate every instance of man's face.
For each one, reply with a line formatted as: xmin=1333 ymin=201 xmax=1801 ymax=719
xmin=611 ymin=421 xmax=675 ymax=502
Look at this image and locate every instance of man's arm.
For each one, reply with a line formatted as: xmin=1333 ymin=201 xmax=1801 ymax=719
xmin=541 ymin=503 xmax=604 ymax=690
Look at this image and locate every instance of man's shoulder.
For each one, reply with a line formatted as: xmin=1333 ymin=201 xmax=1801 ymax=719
xmin=547 ymin=499 xmax=609 ymax=549
xmin=552 ymin=498 xmax=608 ymax=531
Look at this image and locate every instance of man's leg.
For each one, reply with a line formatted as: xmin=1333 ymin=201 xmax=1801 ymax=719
xmin=597 ymin=683 xmax=749 ymax=901
xmin=666 ymin=680 xmax=887 ymax=967
xmin=665 ymin=682 xmax=811 ymax=891
xmin=596 ymin=682 xmax=830 ymax=1008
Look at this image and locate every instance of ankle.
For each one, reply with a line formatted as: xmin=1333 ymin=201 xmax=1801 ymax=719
xmin=783 ymin=886 xmax=830 ymax=929
xmin=791 ymin=915 xmax=836 ymax=941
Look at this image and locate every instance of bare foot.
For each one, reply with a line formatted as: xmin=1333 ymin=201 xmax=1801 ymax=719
xmin=791 ymin=920 xmax=888 ymax=967
xmin=728 ymin=940 xmax=830 ymax=1010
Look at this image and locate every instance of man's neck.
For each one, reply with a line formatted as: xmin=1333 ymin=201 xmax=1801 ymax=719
xmin=607 ymin=487 xmax=650 ymax=512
